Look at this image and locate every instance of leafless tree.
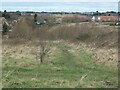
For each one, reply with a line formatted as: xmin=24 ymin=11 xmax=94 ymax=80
xmin=36 ymin=40 xmax=52 ymax=64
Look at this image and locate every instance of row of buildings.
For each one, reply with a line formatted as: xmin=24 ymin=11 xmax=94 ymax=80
xmin=91 ymin=16 xmax=118 ymax=22
xmin=59 ymin=14 xmax=118 ymax=23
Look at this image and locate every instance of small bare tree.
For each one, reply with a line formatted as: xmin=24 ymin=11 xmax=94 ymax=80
xmin=36 ymin=40 xmax=51 ymax=64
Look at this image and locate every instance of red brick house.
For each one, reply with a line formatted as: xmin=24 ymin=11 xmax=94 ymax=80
xmin=98 ymin=16 xmax=118 ymax=22
xmin=63 ymin=15 xmax=89 ymax=22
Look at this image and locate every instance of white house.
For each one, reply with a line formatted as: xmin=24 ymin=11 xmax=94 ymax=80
xmin=92 ymin=16 xmax=96 ymax=22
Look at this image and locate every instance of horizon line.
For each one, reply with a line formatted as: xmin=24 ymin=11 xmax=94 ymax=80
xmin=0 ymin=10 xmax=118 ymax=12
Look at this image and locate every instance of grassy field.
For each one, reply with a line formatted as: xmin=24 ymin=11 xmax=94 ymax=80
xmin=2 ymin=15 xmax=118 ymax=88
xmin=2 ymin=42 xmax=118 ymax=88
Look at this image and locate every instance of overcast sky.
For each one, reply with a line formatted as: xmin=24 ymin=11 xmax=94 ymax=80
xmin=1 ymin=0 xmax=119 ymax=2
xmin=1 ymin=0 xmax=119 ymax=12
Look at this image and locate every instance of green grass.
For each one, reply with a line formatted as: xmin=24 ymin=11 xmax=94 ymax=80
xmin=2 ymin=43 xmax=118 ymax=88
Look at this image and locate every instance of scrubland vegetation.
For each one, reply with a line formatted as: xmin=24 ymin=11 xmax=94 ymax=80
xmin=2 ymin=14 xmax=118 ymax=88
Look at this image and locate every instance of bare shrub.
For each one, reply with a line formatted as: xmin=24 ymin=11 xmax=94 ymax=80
xmin=75 ymin=30 xmax=90 ymax=41
xmin=36 ymin=40 xmax=52 ymax=64
xmin=5 ymin=17 xmax=52 ymax=64
xmin=48 ymin=23 xmax=117 ymax=48
xmin=48 ymin=23 xmax=91 ymax=41
xmin=7 ymin=18 xmax=34 ymax=45
xmin=9 ymin=19 xmax=33 ymax=39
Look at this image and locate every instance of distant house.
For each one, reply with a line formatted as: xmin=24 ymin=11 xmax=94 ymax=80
xmin=21 ymin=12 xmax=26 ymax=16
xmin=91 ymin=16 xmax=118 ymax=22
xmin=35 ymin=18 xmax=47 ymax=25
xmin=98 ymin=16 xmax=118 ymax=22
xmin=63 ymin=15 xmax=89 ymax=22
xmin=92 ymin=16 xmax=96 ymax=22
